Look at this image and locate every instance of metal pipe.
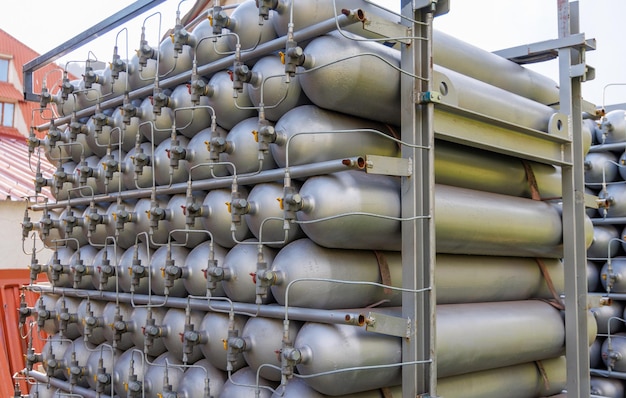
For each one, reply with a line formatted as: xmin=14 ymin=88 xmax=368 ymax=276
xmin=27 ymin=285 xmax=366 ymax=326
xmin=36 ymin=12 xmax=361 ymax=131
xmin=31 ymin=156 xmax=364 ymax=211
xmin=27 ymin=370 xmax=108 ymax=398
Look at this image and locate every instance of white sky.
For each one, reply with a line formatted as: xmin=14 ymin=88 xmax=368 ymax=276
xmin=1 ymin=0 xmax=624 ymax=107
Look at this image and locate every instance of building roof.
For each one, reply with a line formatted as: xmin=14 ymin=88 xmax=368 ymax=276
xmin=0 ymin=135 xmax=54 ymax=201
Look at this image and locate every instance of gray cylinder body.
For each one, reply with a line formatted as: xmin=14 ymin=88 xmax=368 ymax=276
xmin=129 ymin=306 xmax=167 ymax=357
xmin=69 ymin=242 xmax=98 ymax=290
xmin=143 ymin=352 xmax=184 ymax=398
xmin=185 ymin=126 xmax=230 ymax=180
xmin=588 ymin=261 xmax=601 ymax=292
xmin=201 ymin=188 xmax=253 ymax=248
xmin=207 ymin=71 xmax=256 ymax=130
xmin=113 ymin=347 xmax=148 ymax=398
xmin=199 ymin=311 xmax=248 ymax=371
xmin=149 ymin=245 xmax=190 ymax=297
xmin=191 ymin=19 xmax=231 ymax=67
xmin=587 ymin=224 xmax=621 ymax=260
xmin=591 ymin=300 xmax=625 ymax=335
xmin=42 ymin=333 xmax=72 ymax=380
xmin=590 ymin=338 xmax=604 ymax=369
xmin=221 ymin=240 xmax=276 ymax=303
xmin=271 ymin=105 xmax=398 ymax=168
xmin=122 ymin=142 xmax=154 ymax=190
xmin=85 ymin=344 xmax=120 ymax=391
xmin=224 ymin=0 xmax=277 ymax=52
xmin=37 ymin=294 xmax=60 ymax=335
xmin=223 ymin=117 xmax=278 ymax=174
xmin=599 ymin=110 xmax=626 ymax=144
xmin=117 ymin=244 xmax=152 ymax=294
xmin=585 ymin=151 xmax=619 ymax=186
xmin=241 ymin=317 xmax=302 ymax=381
xmin=219 ymin=366 xmax=275 ymax=398
xmin=171 ymin=84 xmax=211 ymax=138
xmin=161 ymin=307 xmax=205 ymax=364
xmin=90 ymin=245 xmax=123 ymax=292
xmin=133 ymin=196 xmax=170 ymax=247
xmin=164 ymin=193 xmax=209 ymax=248
xmin=139 ymin=96 xmax=174 ymax=145
xmin=46 ymin=246 xmax=74 ymax=288
xmin=53 ymin=296 xmax=82 ymax=339
xmin=101 ymin=302 xmax=134 ymax=351
xmin=248 ymin=55 xmax=310 ymax=121
xmin=183 ymin=241 xmax=227 ymax=297
xmin=178 ymin=358 xmax=227 ymax=398
xmin=61 ymin=337 xmax=95 ymax=388
xmin=77 ymin=299 xmax=107 ymax=345
xmin=154 ymin=135 xmax=190 ymax=186
xmin=245 ymin=182 xmax=306 ymax=248
xmin=590 ymin=376 xmax=625 ymax=398
xmin=599 ymin=184 xmax=626 ymax=218
xmin=601 ymin=257 xmax=626 ymax=293
xmin=104 ymin=201 xmax=137 ymax=250
xmin=602 ymin=333 xmax=626 ymax=372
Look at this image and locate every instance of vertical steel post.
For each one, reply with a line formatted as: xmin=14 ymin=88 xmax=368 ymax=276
xmin=558 ymin=1 xmax=590 ymax=396
xmin=400 ymin=1 xmax=436 ymax=396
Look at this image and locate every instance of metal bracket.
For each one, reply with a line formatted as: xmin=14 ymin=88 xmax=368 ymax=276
xmin=358 ymin=13 xmax=411 ymax=45
xmin=418 ymin=91 xmax=442 ymax=104
xmin=364 ymin=155 xmax=412 ymax=177
xmin=365 ymin=311 xmax=411 ymax=338
xmin=410 ymin=0 xmax=450 ymax=16
xmin=584 ymin=193 xmax=599 ymax=210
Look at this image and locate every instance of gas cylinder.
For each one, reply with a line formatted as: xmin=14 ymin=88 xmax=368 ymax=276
xmin=200 ymin=188 xmax=253 ymax=248
xmin=219 ymin=366 xmax=276 ymax=398
xmin=68 ymin=245 xmax=99 ymax=290
xmin=58 ymin=206 xmax=89 ymax=249
xmin=113 ymin=347 xmax=149 ymax=398
xmin=41 ymin=333 xmax=72 ymax=380
xmin=221 ymin=240 xmax=276 ymax=303
xmin=45 ymin=246 xmax=74 ymax=288
xmin=178 ymin=358 xmax=227 ymax=398
xmin=153 ymin=135 xmax=189 ymax=186
xmin=588 ymin=260 xmax=601 ymax=293
xmin=587 ymin=224 xmax=621 ymax=260
xmin=129 ymin=306 xmax=167 ymax=358
xmin=591 ymin=300 xmax=625 ymax=335
xmin=585 ymin=152 xmax=619 ymax=186
xmin=50 ymin=161 xmax=78 ymax=201
xmin=90 ymin=245 xmax=123 ymax=292
xmin=164 ymin=193 xmax=210 ymax=248
xmin=95 ymin=150 xmax=126 ymax=194
xmin=206 ymin=70 xmax=256 ymax=130
xmin=599 ymin=110 xmax=626 ymax=144
xmin=35 ymin=294 xmax=60 ymax=336
xmin=271 ymin=105 xmax=398 ymax=168
xmin=190 ymin=18 xmax=231 ymax=67
xmin=222 ymin=117 xmax=278 ymax=174
xmin=117 ymin=243 xmax=153 ymax=294
xmin=73 ymin=155 xmax=102 ymax=196
xmin=133 ymin=196 xmax=171 ymax=247
xmin=600 ymin=183 xmax=626 ymax=218
xmin=223 ymin=0 xmax=277 ymax=52
xmin=142 ymin=352 xmax=185 ymax=398
xmin=590 ymin=376 xmax=625 ymax=398
xmin=245 ymin=182 xmax=306 ymax=248
xmin=122 ymin=142 xmax=154 ymax=190
xmin=108 ymin=106 xmax=140 ymax=152
xmin=241 ymin=316 xmax=302 ymax=381
xmin=62 ymin=337 xmax=96 ymax=388
xmin=590 ymin=338 xmax=604 ymax=369
xmin=85 ymin=344 xmax=121 ymax=392
xmin=184 ymin=125 xmax=230 ymax=180
xmin=77 ymin=299 xmax=107 ymax=345
xmin=198 ymin=311 xmax=248 ymax=371
xmin=149 ymin=245 xmax=190 ymax=297
xmin=38 ymin=208 xmax=63 ymax=249
xmin=601 ymin=257 xmax=626 ymax=293
xmin=247 ymin=55 xmax=310 ymax=121
xmin=170 ymin=84 xmax=211 ymax=138
xmin=160 ymin=307 xmax=205 ymax=363
xmin=82 ymin=204 xmax=110 ymax=247
xmin=101 ymin=302 xmax=135 ymax=351
xmin=104 ymin=201 xmax=138 ymax=250
xmin=139 ymin=96 xmax=175 ymax=145
xmin=601 ymin=333 xmax=626 ymax=372
xmin=182 ymin=241 xmax=228 ymax=297
xmin=53 ymin=296 xmax=82 ymax=340
xmin=84 ymin=113 xmax=115 ymax=158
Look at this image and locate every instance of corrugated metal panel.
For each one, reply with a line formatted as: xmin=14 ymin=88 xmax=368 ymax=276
xmin=0 ymin=137 xmax=54 ymax=201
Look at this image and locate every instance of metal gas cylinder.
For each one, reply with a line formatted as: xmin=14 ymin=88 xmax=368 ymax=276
xmin=139 ymin=96 xmax=175 ymax=145
xmin=53 ymin=296 xmax=82 ymax=340
xmin=110 ymin=106 xmax=141 ymax=152
xmin=437 ymin=357 xmax=566 ymax=398
xmin=122 ymin=142 xmax=154 ymax=190
xmin=223 ymin=0 xmax=277 ymax=52
xmin=164 ymin=193 xmax=210 ymax=248
xmin=241 ymin=317 xmax=302 ymax=381
xmin=82 ymin=204 xmax=109 ymax=247
xmin=591 ymin=300 xmax=625 ymax=335
xmin=590 ymin=338 xmax=604 ymax=369
xmin=96 ymin=150 xmax=127 ymax=194
xmin=85 ymin=344 xmax=121 ymax=392
xmin=153 ymin=135 xmax=190 ymax=186
xmin=200 ymin=188 xmax=253 ymax=248
xmin=184 ymin=126 xmax=230 ymax=180
xmin=618 ymin=151 xmax=626 ymax=181
xmin=117 ymin=243 xmax=153 ymax=294
xmin=62 ymin=337 xmax=96 ymax=388
xmin=77 ymin=299 xmax=107 ymax=345
xmin=273 ymin=378 xmax=402 ymax=397
xmin=599 ymin=183 xmax=626 ymax=218
xmin=50 ymin=161 xmax=78 ymax=201
xmin=245 ymin=182 xmax=306 ymax=248
xmin=29 ymin=382 xmax=60 ymax=398
xmin=190 ymin=18 xmax=231 ymax=67
xmin=60 ymin=125 xmax=94 ymax=163
xmin=599 ymin=110 xmax=626 ymax=144
xmin=104 ymin=201 xmax=138 ymax=250
xmin=270 ymin=239 xmax=400 ymax=308
xmin=601 ymin=333 xmax=626 ymax=372
xmin=296 ymin=171 xmax=400 ymax=250
xmin=590 ymin=376 xmax=625 ymax=398
xmin=298 ymin=32 xmax=400 ymax=125
xmin=45 ymin=247 xmax=74 ymax=288
xmin=601 ymin=257 xmax=626 ymax=293
xmin=143 ymin=352 xmax=185 ymax=398
xmin=58 ymin=206 xmax=88 ymax=249
xmin=35 ymin=294 xmax=60 ymax=335
xmin=247 ymin=55 xmax=310 ymax=121
xmin=198 ymin=311 xmax=248 ymax=371
xmin=271 ymin=105 xmax=398 ymax=168
xmin=38 ymin=208 xmax=63 ymax=249
xmin=223 ymin=117 xmax=278 ymax=174
xmin=183 ymin=241 xmax=228 ymax=297
xmin=588 ymin=261 xmax=601 ymax=293
xmin=129 ymin=306 xmax=167 ymax=357
xmin=125 ymin=54 xmax=156 ymax=91
xmin=133 ymin=196 xmax=171 ymax=246
xmin=219 ymin=366 xmax=276 ymax=398
xmin=160 ymin=307 xmax=205 ymax=363
xmin=84 ymin=113 xmax=115 ymax=158
xmin=170 ymin=84 xmax=212 ymax=138
xmin=221 ymin=240 xmax=276 ymax=303
xmin=91 ymin=245 xmax=123 ymax=292
xmin=74 ymin=155 xmax=103 ymax=196
xmin=585 ymin=152 xmax=619 ymax=187
xmin=68 ymin=245 xmax=99 ymax=290
xmin=178 ymin=358 xmax=227 ymax=398
xmin=587 ymin=224 xmax=621 ymax=260
xmin=113 ymin=347 xmax=148 ymax=398
xmin=51 ymin=79 xmax=81 ymax=117
xmin=294 ymin=321 xmax=401 ymax=395
xmin=149 ymin=245 xmax=190 ymax=297
xmin=206 ymin=70 xmax=256 ymax=130
xmin=101 ymin=302 xmax=135 ymax=351
xmin=435 ymin=140 xmax=562 ymax=199
xmin=41 ymin=333 xmax=72 ymax=380
xmin=157 ymin=35 xmax=194 ymax=80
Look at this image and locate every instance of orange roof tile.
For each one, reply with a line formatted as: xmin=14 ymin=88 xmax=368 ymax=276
xmin=0 ymin=136 xmax=54 ymax=201
xmin=0 ymin=82 xmax=21 ymax=102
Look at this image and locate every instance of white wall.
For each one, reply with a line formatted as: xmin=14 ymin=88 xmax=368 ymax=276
xmin=0 ymin=200 xmax=53 ymax=269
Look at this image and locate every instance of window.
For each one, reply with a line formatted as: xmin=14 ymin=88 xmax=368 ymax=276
xmin=0 ymin=59 xmax=7 ymax=82
xmin=1 ymin=102 xmax=13 ymax=126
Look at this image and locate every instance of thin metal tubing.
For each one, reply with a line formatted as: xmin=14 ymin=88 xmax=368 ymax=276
xmin=28 ymin=284 xmax=366 ymax=326
xmin=31 ymin=156 xmax=364 ymax=210
xmin=36 ymin=12 xmax=361 ymax=131
xmin=27 ymin=370 xmax=104 ymax=398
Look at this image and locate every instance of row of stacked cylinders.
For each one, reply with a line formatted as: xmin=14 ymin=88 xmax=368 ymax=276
xmin=584 ymin=109 xmax=626 ymax=396
xmin=20 ymin=1 xmax=598 ymax=397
